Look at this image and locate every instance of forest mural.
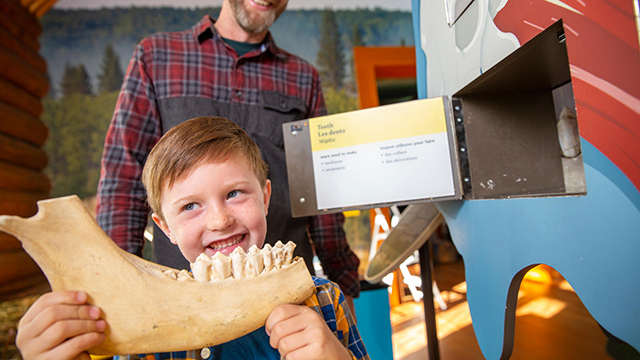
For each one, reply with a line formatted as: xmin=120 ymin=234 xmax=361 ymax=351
xmin=39 ymin=7 xmax=414 ymax=198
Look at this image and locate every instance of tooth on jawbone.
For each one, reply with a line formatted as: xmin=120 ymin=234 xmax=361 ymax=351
xmin=163 ymin=269 xmax=178 ymax=280
xmin=230 ymin=246 xmax=246 ymax=279
xmin=177 ymin=269 xmax=194 ymax=282
xmin=245 ymin=245 xmax=263 ymax=278
xmin=262 ymin=243 xmax=274 ymax=272
xmin=211 ymin=251 xmax=232 ymax=280
xmin=272 ymin=241 xmax=285 ymax=269
xmin=283 ymin=241 xmax=296 ymax=265
xmin=191 ymin=253 xmax=212 ymax=282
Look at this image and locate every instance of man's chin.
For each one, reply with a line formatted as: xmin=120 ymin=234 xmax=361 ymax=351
xmin=240 ymin=17 xmax=275 ymax=35
xmin=234 ymin=4 xmax=277 ymax=35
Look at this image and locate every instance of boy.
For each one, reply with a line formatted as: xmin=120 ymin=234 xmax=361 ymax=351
xmin=16 ymin=117 xmax=368 ymax=360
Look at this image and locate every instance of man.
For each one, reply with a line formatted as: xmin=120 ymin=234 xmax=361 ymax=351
xmin=95 ymin=0 xmax=360 ymax=308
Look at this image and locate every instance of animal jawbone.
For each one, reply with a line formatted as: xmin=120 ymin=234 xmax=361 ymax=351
xmin=0 ymin=195 xmax=315 ymax=355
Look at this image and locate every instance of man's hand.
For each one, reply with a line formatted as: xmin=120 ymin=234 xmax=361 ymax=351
xmin=265 ymin=304 xmax=352 ymax=360
xmin=16 ymin=291 xmax=106 ymax=360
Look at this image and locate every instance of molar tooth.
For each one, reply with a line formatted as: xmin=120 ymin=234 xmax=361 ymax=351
xmin=177 ymin=269 xmax=194 ymax=282
xmin=211 ymin=252 xmax=232 ymax=280
xmin=245 ymin=245 xmax=263 ymax=278
xmin=231 ymin=247 xmax=246 ymax=279
xmin=149 ymin=268 xmax=164 ymax=279
xmin=191 ymin=253 xmax=212 ymax=282
xmin=261 ymin=244 xmax=274 ymax=272
xmin=273 ymin=241 xmax=284 ymax=269
xmin=163 ymin=269 xmax=177 ymax=280
xmin=283 ymin=241 xmax=296 ymax=265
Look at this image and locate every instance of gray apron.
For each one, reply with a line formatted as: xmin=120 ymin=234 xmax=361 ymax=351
xmin=152 ymin=92 xmax=315 ymax=275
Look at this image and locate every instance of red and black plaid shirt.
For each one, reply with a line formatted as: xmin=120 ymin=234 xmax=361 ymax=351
xmin=95 ymin=15 xmax=360 ymax=297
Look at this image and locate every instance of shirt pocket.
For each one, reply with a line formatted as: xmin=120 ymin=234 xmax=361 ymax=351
xmin=256 ymin=90 xmax=307 ymax=148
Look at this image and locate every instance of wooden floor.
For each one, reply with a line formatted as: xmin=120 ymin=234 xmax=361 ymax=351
xmin=389 ymin=259 xmax=638 ymax=360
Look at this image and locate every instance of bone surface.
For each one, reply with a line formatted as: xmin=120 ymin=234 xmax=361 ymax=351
xmin=0 ymin=195 xmax=315 ymax=355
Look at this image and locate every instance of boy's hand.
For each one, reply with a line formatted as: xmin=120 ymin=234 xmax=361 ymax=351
xmin=265 ymin=304 xmax=352 ymax=360
xmin=16 ymin=291 xmax=106 ymax=360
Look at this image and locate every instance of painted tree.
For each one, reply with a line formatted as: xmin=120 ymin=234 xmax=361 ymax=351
xmin=43 ymin=92 xmax=116 ymax=198
xmin=351 ymin=24 xmax=364 ymax=47
xmin=60 ymin=63 xmax=92 ymax=98
xmin=346 ymin=24 xmax=364 ymax=94
xmin=316 ymin=8 xmax=345 ymax=90
xmin=97 ymin=43 xmax=124 ymax=93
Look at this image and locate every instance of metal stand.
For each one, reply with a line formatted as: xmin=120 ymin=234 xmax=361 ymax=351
xmin=418 ymin=241 xmax=440 ymax=360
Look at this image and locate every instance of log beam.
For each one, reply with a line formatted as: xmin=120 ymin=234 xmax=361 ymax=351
xmin=0 ymin=160 xmax=51 ymax=193
xmin=0 ymin=188 xmax=49 ymax=218
xmin=0 ymin=132 xmax=48 ymax=170
xmin=0 ymin=45 xmax=49 ymax=98
xmin=0 ymin=0 xmax=40 ymax=52
xmin=0 ymin=26 xmax=46 ymax=73
xmin=1 ymin=0 xmax=41 ymax=39
xmin=0 ymin=101 xmax=48 ymax=146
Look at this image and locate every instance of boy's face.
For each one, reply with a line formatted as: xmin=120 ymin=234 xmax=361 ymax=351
xmin=152 ymin=157 xmax=271 ymax=263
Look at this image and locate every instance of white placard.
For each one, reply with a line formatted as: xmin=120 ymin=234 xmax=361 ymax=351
xmin=308 ymin=98 xmax=456 ymax=210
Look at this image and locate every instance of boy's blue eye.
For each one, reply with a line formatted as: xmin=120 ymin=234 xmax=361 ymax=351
xmin=227 ymin=190 xmax=239 ymax=199
xmin=184 ymin=203 xmax=195 ymax=211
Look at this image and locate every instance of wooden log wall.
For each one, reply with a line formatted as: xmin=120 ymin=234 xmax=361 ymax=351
xmin=0 ymin=0 xmax=51 ymax=301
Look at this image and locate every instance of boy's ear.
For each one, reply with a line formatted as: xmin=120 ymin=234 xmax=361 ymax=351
xmin=151 ymin=213 xmax=176 ymax=245
xmin=263 ymin=180 xmax=272 ymax=215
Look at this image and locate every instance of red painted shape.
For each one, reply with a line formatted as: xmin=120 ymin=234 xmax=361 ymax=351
xmin=494 ymin=0 xmax=640 ymax=191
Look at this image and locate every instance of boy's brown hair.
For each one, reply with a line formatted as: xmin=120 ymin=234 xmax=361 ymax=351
xmin=142 ymin=116 xmax=268 ymax=220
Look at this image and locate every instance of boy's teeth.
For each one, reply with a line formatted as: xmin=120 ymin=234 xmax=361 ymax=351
xmin=210 ymin=235 xmax=243 ymax=250
xmin=253 ymin=0 xmax=271 ymax=6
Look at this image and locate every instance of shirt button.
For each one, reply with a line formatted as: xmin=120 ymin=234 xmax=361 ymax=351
xmin=201 ymin=347 xmax=211 ymax=359
xmin=236 ymin=90 xmax=242 ymax=97
xmin=281 ymin=101 xmax=286 ymax=109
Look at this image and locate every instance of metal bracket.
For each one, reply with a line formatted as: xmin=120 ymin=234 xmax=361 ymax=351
xmin=451 ymin=97 xmax=472 ymax=197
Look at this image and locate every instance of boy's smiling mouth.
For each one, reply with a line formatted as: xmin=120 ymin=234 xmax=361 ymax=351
xmin=207 ymin=234 xmax=245 ymax=252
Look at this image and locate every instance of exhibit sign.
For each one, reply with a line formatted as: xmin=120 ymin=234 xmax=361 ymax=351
xmin=284 ymin=97 xmax=462 ymax=216
xmin=309 ymin=98 xmax=455 ymax=209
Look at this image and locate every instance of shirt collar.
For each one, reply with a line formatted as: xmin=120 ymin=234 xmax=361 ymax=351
xmin=191 ymin=15 xmax=287 ymax=60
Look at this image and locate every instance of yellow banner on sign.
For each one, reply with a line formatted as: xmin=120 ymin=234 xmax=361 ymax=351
xmin=309 ymin=97 xmax=447 ymax=152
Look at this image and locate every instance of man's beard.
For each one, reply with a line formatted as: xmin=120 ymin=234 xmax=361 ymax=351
xmin=229 ymin=0 xmax=279 ymax=35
